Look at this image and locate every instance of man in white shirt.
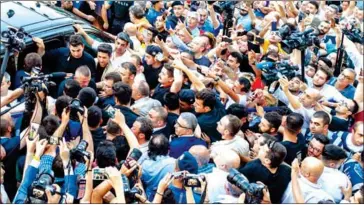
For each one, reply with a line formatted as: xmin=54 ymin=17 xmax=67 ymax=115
xmin=206 ymin=149 xmax=241 ymax=203
xmin=131 ymin=80 xmax=161 ymax=116
xmin=318 ymin=144 xmax=350 ymax=203
xmin=211 ymin=115 xmax=249 ymax=157
xmin=282 ymin=157 xmax=334 ymax=203
xmin=123 ymin=22 xmax=143 ymax=55
xmin=278 ymin=78 xmax=321 ymax=129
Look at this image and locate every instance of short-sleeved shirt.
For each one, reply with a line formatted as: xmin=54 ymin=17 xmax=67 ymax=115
xmin=343 ymin=159 xmax=364 ymax=193
xmin=318 ymin=166 xmax=349 ymax=203
xmin=142 ymin=58 xmax=164 ymax=90
xmin=328 ymin=77 xmax=356 ymax=99
xmin=108 ymin=1 xmax=133 ymax=20
xmin=151 ymin=84 xmax=171 ymax=105
xmin=194 ymin=56 xmax=211 ymax=67
xmin=146 ymin=7 xmax=163 ymax=25
xmin=280 ymin=133 xmax=306 ymax=165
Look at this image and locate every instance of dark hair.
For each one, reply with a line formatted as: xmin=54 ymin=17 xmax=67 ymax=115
xmin=69 ymin=34 xmax=84 ymax=47
xmin=39 ymin=115 xmax=60 ymax=140
xmin=264 ymin=112 xmax=282 ymax=131
xmin=238 ymin=77 xmax=251 ymax=93
xmin=163 ymin=92 xmax=180 ymax=111
xmin=55 ymin=95 xmax=72 ymax=118
xmin=24 ymin=53 xmax=42 ymax=72
xmin=78 ymin=87 xmax=97 ymax=108
xmin=266 ymin=141 xmax=287 ymax=168
xmin=286 ymin=113 xmax=304 ymax=134
xmin=312 ymin=133 xmax=330 ymax=145
xmin=0 ymin=118 xmax=11 ymax=136
xmin=96 ymin=140 xmax=117 ymax=168
xmin=113 ymin=82 xmax=132 ymax=105
xmin=148 ymin=134 xmax=169 ymax=160
xmin=121 ymin=62 xmax=137 ymax=76
xmin=131 ymin=54 xmax=142 ymax=66
xmin=317 ymin=67 xmax=333 ymax=81
xmin=322 ymin=144 xmax=347 ymax=161
xmin=112 ymin=136 xmax=130 ymax=162
xmin=309 ymin=1 xmax=320 ymax=10
xmin=52 ymin=154 xmax=64 ymax=178
xmin=226 ymin=103 xmax=248 ymax=119
xmin=351 ymin=99 xmax=359 ymax=114
xmin=230 ymin=52 xmax=244 ymax=65
xmin=276 ymin=106 xmax=293 ymax=116
xmin=105 ymin=72 xmax=122 ymax=83
xmin=313 ymin=111 xmax=331 ymax=125
xmin=87 ymin=106 xmax=102 ymax=128
xmin=97 ymin=43 xmax=113 ymax=56
xmin=129 ymin=4 xmax=145 ymax=19
xmin=64 ymin=79 xmax=81 ymax=98
xmin=225 ymin=114 xmax=242 ymax=136
xmin=195 ymin=89 xmax=216 ymax=110
xmin=106 ymin=120 xmax=121 ymax=136
xmin=135 ymin=117 xmax=153 ymax=141
xmin=161 ymin=188 xmax=176 ymax=204
xmin=318 ymin=57 xmax=333 ymax=68
xmin=163 ymin=63 xmax=174 ymax=78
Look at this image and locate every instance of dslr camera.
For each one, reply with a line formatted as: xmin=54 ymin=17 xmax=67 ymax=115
xmin=70 ymin=140 xmax=91 ymax=163
xmin=28 ymin=170 xmax=57 ymax=204
xmin=68 ymin=99 xmax=84 ymax=121
xmin=121 ymin=174 xmax=143 ymax=203
xmin=227 ymin=169 xmax=265 ymax=204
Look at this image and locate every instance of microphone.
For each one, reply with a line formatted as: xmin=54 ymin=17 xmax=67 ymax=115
xmin=44 ymin=72 xmax=67 ymax=78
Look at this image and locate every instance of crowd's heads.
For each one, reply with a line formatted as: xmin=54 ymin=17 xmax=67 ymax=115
xmin=55 ymin=95 xmax=72 ymax=118
xmin=171 ymin=1 xmax=184 ymax=17
xmin=120 ymin=62 xmax=137 ymax=84
xmin=298 ymin=88 xmax=321 ymax=108
xmin=158 ymin=64 xmax=174 ymax=86
xmin=132 ymin=80 xmax=150 ymax=100
xmin=258 ymin=140 xmax=287 ymax=169
xmin=307 ymin=134 xmax=330 ymax=158
xmin=148 ymin=134 xmax=170 ymax=160
xmin=78 ymin=87 xmax=97 ymax=108
xmin=213 ymin=148 xmax=241 ymax=171
xmin=74 ymin=65 xmax=91 ymax=88
xmin=176 ymin=151 xmax=198 ymax=174
xmin=69 ymin=34 xmax=84 ymax=59
xmin=322 ymin=144 xmax=347 ymax=169
xmin=309 ymin=111 xmax=330 ymax=135
xmin=189 ymin=145 xmax=211 ymax=167
xmin=97 ymin=43 xmax=113 ymax=68
xmin=300 ymin=156 xmax=325 ymax=183
xmin=259 ymin=112 xmax=282 ymax=134
xmin=24 ymin=52 xmax=42 ymax=73
xmin=175 ymin=112 xmax=198 ymax=136
xmin=103 ymin=72 xmax=122 ymax=96
xmin=145 ymin=45 xmax=163 ymax=65
xmin=131 ymin=117 xmax=154 ymax=142
xmin=217 ymin=114 xmax=242 ymax=139
xmin=129 ymin=4 xmax=145 ymax=23
xmin=195 ymin=89 xmax=216 ymax=113
xmin=284 ymin=113 xmax=304 ymax=134
xmin=96 ymin=140 xmax=117 ymax=168
xmin=64 ymin=79 xmax=81 ymax=98
xmin=113 ymin=82 xmax=132 ymax=106
xmin=352 ymin=121 xmax=364 ymax=147
xmin=163 ymin=92 xmax=180 ymax=111
xmin=87 ymin=106 xmax=103 ymax=128
xmin=115 ymin=32 xmax=130 ymax=55
xmin=148 ymin=106 xmax=168 ymax=128
xmin=179 ymin=89 xmax=195 ymax=112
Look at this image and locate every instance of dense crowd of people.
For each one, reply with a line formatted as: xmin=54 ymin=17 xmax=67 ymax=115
xmin=0 ymin=0 xmax=363 ymax=204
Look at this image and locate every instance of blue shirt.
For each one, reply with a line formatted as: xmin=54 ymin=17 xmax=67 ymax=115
xmin=14 ymin=70 xmax=29 ymax=89
xmin=328 ymin=77 xmax=356 ymax=99
xmin=343 ymin=159 xmax=363 ymax=193
xmin=169 ymin=185 xmax=202 ymax=204
xmin=169 ymin=136 xmax=207 ymax=159
xmin=141 ymin=155 xmax=175 ymax=201
xmin=146 ymin=7 xmax=163 ymax=25
xmin=194 ymin=56 xmax=211 ymax=67
xmin=237 ymin=14 xmax=252 ymax=31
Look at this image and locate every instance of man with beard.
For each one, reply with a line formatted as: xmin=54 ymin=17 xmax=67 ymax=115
xmin=187 ymin=36 xmax=211 ymax=67
xmin=166 ymin=1 xmax=185 ymax=30
xmin=329 ymin=68 xmax=356 ymax=99
xmin=226 ymin=103 xmax=250 ymax=133
xmin=278 ymin=77 xmax=321 ymax=129
xmin=308 ymin=67 xmax=348 ymax=103
xmin=314 ymin=21 xmax=336 ymax=53
xmin=273 ymin=76 xmax=304 ymax=106
xmin=154 ymin=15 xmax=169 ymax=42
xmin=236 ymin=2 xmax=254 ymax=31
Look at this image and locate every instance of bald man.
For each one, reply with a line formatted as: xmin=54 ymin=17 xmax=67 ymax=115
xmin=189 ymin=145 xmax=215 ymax=174
xmin=282 ymin=157 xmax=334 ymax=203
xmin=207 ymin=149 xmax=241 ymax=203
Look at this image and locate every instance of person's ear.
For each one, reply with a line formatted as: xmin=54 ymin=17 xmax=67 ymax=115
xmin=203 ymin=106 xmax=211 ymax=113
xmin=139 ymin=133 xmax=146 ymax=140
xmin=223 ymin=129 xmax=230 ymax=136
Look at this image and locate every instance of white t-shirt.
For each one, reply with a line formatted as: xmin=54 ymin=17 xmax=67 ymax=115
xmin=92 ymin=41 xmax=132 ymax=68
xmin=318 ymin=167 xmax=350 ymax=203
xmin=225 ymin=93 xmax=249 ymax=109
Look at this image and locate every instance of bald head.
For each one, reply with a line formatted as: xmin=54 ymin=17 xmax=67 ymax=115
xmin=124 ymin=22 xmax=137 ymax=36
xmin=213 ymin=149 xmax=240 ymax=171
xmin=301 ymin=157 xmax=324 ymax=183
xmin=189 ymin=145 xmax=210 ymax=167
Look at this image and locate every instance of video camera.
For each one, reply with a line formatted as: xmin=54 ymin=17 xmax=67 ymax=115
xmin=227 ymin=169 xmax=265 ymax=204
xmin=256 ymin=61 xmax=299 ymax=86
xmin=280 ymin=28 xmax=319 ymax=54
xmin=1 ymin=26 xmax=27 ymax=52
xmin=28 ymin=170 xmax=57 ymax=204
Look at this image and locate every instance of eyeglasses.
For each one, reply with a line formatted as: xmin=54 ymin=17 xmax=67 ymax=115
xmin=308 ymin=142 xmax=322 ymax=154
xmin=175 ymin=121 xmax=191 ymax=130
xmin=339 ymin=73 xmax=353 ymax=81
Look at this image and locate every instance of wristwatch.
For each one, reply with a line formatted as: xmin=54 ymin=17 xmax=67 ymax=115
xmin=214 ymin=76 xmax=220 ymax=82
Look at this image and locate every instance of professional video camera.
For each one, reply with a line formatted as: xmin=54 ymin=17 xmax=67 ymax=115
xmin=256 ymin=61 xmax=299 ymax=86
xmin=70 ymin=140 xmax=91 ymax=163
xmin=68 ymin=99 xmax=85 ymax=121
xmin=341 ymin=19 xmax=364 ymax=44
xmin=213 ymin=1 xmax=237 ymax=36
xmin=280 ymin=28 xmax=319 ymax=54
xmin=121 ymin=174 xmax=143 ymax=203
xmin=28 ymin=170 xmax=57 ymax=204
xmin=227 ymin=169 xmax=265 ymax=204
xmin=1 ymin=26 xmax=27 ymax=53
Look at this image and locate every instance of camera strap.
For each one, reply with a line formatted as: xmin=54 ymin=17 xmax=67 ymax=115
xmin=199 ymin=181 xmax=208 ymax=204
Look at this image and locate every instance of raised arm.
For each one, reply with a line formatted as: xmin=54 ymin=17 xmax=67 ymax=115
xmin=279 ymin=78 xmax=302 ymax=110
xmin=172 ymin=58 xmax=206 ymax=92
xmin=207 ymin=3 xmax=220 ymax=29
xmin=101 ymin=2 xmax=111 ymax=30
xmin=77 ymin=107 xmax=94 ymax=154
xmin=74 ymin=24 xmax=95 ymax=47
xmin=112 ymin=110 xmax=139 ymax=150
xmin=207 ymin=70 xmax=240 ymax=103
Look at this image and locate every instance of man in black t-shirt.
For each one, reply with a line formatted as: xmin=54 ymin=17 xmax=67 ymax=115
xmin=102 ymin=1 xmax=133 ymax=34
xmin=239 ymin=140 xmax=291 ymax=204
xmin=143 ymin=45 xmax=164 ymax=90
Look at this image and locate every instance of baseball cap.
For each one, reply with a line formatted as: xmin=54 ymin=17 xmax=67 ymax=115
xmin=146 ymin=45 xmax=163 ymax=57
xmin=179 ymin=89 xmax=195 ymax=104
xmin=177 ymin=151 xmax=198 ymax=174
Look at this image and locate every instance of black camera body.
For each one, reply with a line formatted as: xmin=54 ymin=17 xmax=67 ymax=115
xmin=70 ymin=140 xmax=90 ymax=163
xmin=280 ymin=28 xmax=319 ymax=54
xmin=256 ymin=61 xmax=299 ymax=86
xmin=227 ymin=169 xmax=265 ymax=204
xmin=1 ymin=26 xmax=27 ymax=52
xmin=121 ymin=174 xmax=143 ymax=203
xmin=28 ymin=170 xmax=56 ymax=204
xmin=68 ymin=99 xmax=84 ymax=121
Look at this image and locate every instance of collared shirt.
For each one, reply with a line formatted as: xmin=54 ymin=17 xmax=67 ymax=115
xmin=131 ymin=97 xmax=162 ymax=117
xmin=92 ymin=41 xmax=132 ymax=69
xmin=343 ymin=159 xmax=364 ymax=193
xmin=282 ymin=175 xmax=334 ymax=203
xmin=210 ymin=136 xmax=249 ymax=157
xmin=328 ymin=77 xmax=356 ymax=99
xmin=307 ymin=81 xmax=348 ymax=103
xmin=138 ymin=141 xmax=149 ymax=164
xmin=318 ymin=166 xmax=349 ymax=203
xmin=141 ymin=155 xmax=176 ymax=201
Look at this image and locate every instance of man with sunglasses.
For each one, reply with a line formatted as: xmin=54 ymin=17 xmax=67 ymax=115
xmin=169 ymin=112 xmax=206 ymax=159
xmin=239 ymin=140 xmax=291 ymax=203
